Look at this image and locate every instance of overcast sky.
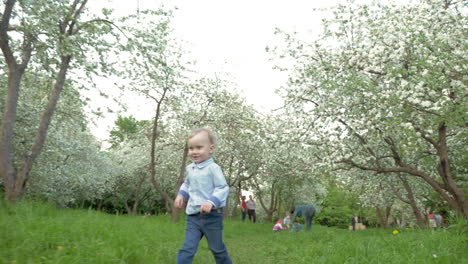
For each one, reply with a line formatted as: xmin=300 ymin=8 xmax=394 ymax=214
xmin=89 ymin=0 xmax=367 ymax=140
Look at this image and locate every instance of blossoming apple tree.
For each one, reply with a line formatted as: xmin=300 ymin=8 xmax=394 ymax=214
xmin=0 ymin=0 xmax=116 ymax=202
xmin=274 ymin=0 xmax=467 ymax=217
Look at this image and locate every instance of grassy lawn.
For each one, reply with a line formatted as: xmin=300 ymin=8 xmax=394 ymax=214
xmin=1 ymin=201 xmax=466 ymax=264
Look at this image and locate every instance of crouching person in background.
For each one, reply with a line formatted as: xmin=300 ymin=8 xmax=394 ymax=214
xmin=290 ymin=220 xmax=303 ymax=232
xmin=273 ymin=220 xmax=284 ymax=232
xmin=291 ymin=204 xmax=316 ymax=231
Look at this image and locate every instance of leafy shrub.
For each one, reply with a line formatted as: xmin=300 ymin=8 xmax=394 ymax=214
xmin=315 ymin=186 xmax=359 ymax=228
xmin=316 ymin=207 xmax=352 ymax=228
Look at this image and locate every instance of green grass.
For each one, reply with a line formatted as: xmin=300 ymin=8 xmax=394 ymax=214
xmin=1 ymin=201 xmax=467 ymax=264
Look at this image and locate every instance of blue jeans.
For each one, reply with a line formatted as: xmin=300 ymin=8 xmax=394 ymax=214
xmin=304 ymin=207 xmax=315 ymax=231
xmin=177 ymin=210 xmax=232 ymax=264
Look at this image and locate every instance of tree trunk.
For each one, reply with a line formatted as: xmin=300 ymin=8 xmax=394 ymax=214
xmin=149 ymin=85 xmax=177 ymax=220
xmin=398 ymin=176 xmax=427 ymax=227
xmin=130 ymin=171 xmax=149 ymax=216
xmin=171 ymin=143 xmax=188 ymax=223
xmin=230 ymin=183 xmax=242 ymax=218
xmin=124 ymin=199 xmax=131 ymax=215
xmin=1 ymin=0 xmax=86 ymax=202
xmin=131 ymin=201 xmax=139 ymax=215
xmin=435 ymin=122 xmax=467 ymax=217
xmin=255 ymin=179 xmax=279 ymax=222
xmin=0 ymin=0 xmax=30 ymax=202
xmin=97 ymin=199 xmax=103 ymax=211
xmin=375 ymin=206 xmax=392 ymax=228
xmin=224 ymin=198 xmax=230 ymax=218
xmin=14 ymin=55 xmax=72 ymax=200
xmin=0 ymin=70 xmax=22 ymax=202
xmin=340 ymin=121 xmax=467 ymax=218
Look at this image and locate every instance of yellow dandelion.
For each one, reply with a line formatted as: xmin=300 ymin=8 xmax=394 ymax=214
xmin=392 ymin=230 xmax=399 ymax=235
xmin=57 ymin=246 xmax=65 ymax=251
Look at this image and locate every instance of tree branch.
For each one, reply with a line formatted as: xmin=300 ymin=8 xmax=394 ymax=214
xmin=0 ymin=0 xmax=16 ymax=65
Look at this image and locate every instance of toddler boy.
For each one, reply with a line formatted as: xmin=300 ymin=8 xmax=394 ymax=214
xmin=175 ymin=128 xmax=232 ymax=264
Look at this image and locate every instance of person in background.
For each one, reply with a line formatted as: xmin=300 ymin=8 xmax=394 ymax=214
xmin=290 ymin=220 xmax=303 ymax=232
xmin=246 ymin=195 xmax=257 ymax=223
xmin=434 ymin=213 xmax=443 ymax=228
xmin=240 ymin=196 xmax=247 ymax=222
xmin=272 ymin=220 xmax=284 ymax=232
xmin=291 ymin=204 xmax=316 ymax=231
xmin=283 ymin=214 xmax=291 ymax=229
xmin=428 ymin=212 xmax=437 ymax=228
xmin=351 ymin=215 xmax=358 ymax=231
xmin=174 ymin=128 xmax=232 ymax=264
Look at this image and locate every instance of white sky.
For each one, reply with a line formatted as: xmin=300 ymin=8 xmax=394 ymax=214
xmin=88 ymin=0 xmax=364 ymax=141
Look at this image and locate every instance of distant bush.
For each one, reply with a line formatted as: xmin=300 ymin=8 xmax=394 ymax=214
xmin=315 ymin=186 xmax=358 ymax=228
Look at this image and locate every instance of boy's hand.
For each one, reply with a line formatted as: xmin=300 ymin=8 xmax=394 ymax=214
xmin=200 ymin=201 xmax=213 ymax=213
xmin=174 ymin=195 xmax=184 ymax=209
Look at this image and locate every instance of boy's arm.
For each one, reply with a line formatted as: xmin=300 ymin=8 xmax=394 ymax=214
xmin=177 ymin=169 xmax=190 ymax=201
xmin=207 ymin=165 xmax=229 ymax=208
xmin=175 ymin=170 xmax=190 ymax=209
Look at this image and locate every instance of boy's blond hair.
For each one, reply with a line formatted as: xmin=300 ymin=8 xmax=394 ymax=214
xmin=188 ymin=128 xmax=216 ymax=146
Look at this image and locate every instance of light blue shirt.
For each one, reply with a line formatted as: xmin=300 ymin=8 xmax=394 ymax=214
xmin=178 ymin=158 xmax=230 ymax=215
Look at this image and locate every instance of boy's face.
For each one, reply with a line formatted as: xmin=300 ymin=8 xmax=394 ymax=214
xmin=188 ymin=132 xmax=214 ymax=164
